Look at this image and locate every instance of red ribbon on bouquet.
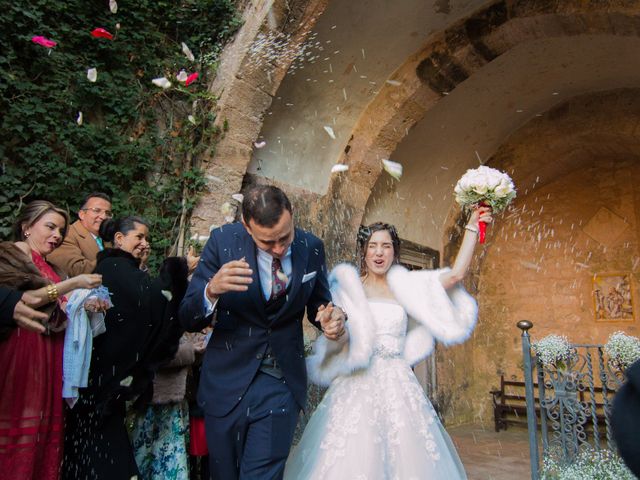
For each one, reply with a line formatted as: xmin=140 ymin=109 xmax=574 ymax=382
xmin=477 ymin=202 xmax=490 ymax=244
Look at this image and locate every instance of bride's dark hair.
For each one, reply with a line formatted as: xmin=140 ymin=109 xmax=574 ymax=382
xmin=356 ymin=222 xmax=401 ymax=275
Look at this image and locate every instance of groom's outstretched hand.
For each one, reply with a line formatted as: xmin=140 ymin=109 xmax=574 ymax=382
xmin=206 ymin=258 xmax=253 ymax=302
xmin=318 ymin=302 xmax=346 ymax=341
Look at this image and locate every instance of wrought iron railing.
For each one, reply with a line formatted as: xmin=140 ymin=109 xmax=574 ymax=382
xmin=518 ymin=321 xmax=623 ymax=480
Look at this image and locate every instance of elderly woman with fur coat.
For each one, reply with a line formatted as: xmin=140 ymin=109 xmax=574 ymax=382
xmin=0 ymin=200 xmax=103 ymax=480
xmin=285 ymin=207 xmax=492 ymax=480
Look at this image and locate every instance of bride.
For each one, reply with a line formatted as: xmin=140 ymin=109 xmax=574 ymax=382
xmin=284 ymin=206 xmax=491 ymax=479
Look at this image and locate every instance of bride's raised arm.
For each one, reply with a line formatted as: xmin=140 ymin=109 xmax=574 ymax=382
xmin=439 ymin=206 xmax=492 ymax=290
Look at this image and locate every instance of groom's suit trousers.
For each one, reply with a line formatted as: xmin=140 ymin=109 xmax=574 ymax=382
xmin=205 ymin=371 xmax=299 ymax=480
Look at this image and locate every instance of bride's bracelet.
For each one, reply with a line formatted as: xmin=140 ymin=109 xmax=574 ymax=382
xmin=464 ymin=224 xmax=479 ymax=234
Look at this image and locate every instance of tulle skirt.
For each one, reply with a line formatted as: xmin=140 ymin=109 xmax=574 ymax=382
xmin=285 ymin=356 xmax=467 ymax=480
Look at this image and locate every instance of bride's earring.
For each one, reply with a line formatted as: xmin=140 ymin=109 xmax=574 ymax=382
xmin=24 ymin=231 xmax=31 ymax=239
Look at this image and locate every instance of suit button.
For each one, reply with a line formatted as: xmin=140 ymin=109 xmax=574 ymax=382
xmin=256 ymin=353 xmax=263 ymax=360
xmin=267 ymin=328 xmax=272 ymax=335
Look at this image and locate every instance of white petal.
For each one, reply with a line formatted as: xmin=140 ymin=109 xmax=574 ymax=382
xmin=176 ymin=70 xmax=188 ymax=82
xmin=323 ymin=126 xmax=336 ymax=139
xmin=87 ymin=68 xmax=97 ymax=82
xmin=181 ymin=42 xmax=195 ymax=62
xmin=382 ymin=159 xmax=403 ymax=180
xmin=161 ymin=290 xmax=173 ymax=301
xmin=187 ymin=115 xmax=196 ymax=125
xmin=276 ymin=270 xmax=289 ymax=283
xmin=109 ymin=0 xmax=118 ymax=13
xmin=152 ymin=77 xmax=172 ymax=89
xmin=76 ymin=112 xmax=83 ymax=126
xmin=386 ymin=79 xmax=402 ymax=86
xmin=331 ymin=164 xmax=348 ymax=173
xmin=119 ymin=375 xmax=133 ymax=387
xmin=254 ymin=140 xmax=266 ymax=149
xmin=231 ymin=193 xmax=244 ymax=203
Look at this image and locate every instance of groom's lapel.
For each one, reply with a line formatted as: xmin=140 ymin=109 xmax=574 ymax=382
xmin=242 ymin=233 xmax=266 ymax=316
xmin=279 ymin=231 xmax=307 ymax=317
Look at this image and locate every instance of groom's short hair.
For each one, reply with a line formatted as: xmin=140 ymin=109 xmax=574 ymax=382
xmin=242 ymin=185 xmax=293 ymax=228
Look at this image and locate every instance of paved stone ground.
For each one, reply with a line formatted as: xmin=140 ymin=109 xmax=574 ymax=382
xmin=448 ymin=424 xmax=532 ymax=480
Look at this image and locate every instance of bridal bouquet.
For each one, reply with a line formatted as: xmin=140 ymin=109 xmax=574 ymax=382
xmin=454 ymin=165 xmax=516 ymax=243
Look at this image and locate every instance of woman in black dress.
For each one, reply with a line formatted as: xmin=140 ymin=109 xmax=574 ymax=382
xmin=63 ymin=216 xmax=188 ymax=480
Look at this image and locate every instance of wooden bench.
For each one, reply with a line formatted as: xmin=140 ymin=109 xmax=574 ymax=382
xmin=490 ymin=375 xmax=609 ymax=433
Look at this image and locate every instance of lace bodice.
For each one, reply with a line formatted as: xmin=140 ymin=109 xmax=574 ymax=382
xmin=369 ymin=299 xmax=407 ymax=359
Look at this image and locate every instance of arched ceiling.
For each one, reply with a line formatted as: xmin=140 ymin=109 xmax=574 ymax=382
xmin=212 ymin=0 xmax=640 ymax=255
xmin=363 ymin=35 xmax=640 ymax=249
xmin=247 ymin=0 xmax=485 ymax=192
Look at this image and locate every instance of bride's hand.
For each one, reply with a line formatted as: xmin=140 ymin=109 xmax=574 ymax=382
xmin=318 ymin=302 xmax=346 ymax=341
xmin=468 ymin=205 xmax=493 ymax=229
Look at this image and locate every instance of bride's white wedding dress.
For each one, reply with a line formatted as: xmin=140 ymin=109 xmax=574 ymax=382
xmin=285 ymin=264 xmax=476 ymax=480
xmin=285 ymin=300 xmax=467 ymax=479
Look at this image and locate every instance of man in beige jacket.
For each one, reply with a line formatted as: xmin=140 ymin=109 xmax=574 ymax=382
xmin=48 ymin=192 xmax=112 ymax=276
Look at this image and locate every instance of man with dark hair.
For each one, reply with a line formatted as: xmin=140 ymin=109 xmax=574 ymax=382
xmin=48 ymin=192 xmax=112 ymax=276
xmin=180 ymin=184 xmax=345 ymax=480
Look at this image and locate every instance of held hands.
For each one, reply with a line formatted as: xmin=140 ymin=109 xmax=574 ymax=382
xmin=206 ymin=258 xmax=253 ymax=301
xmin=317 ymin=302 xmax=346 ymax=341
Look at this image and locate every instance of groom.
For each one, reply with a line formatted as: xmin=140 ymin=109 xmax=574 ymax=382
xmin=179 ymin=185 xmax=345 ymax=479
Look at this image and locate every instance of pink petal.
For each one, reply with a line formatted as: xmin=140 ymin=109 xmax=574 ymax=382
xmin=91 ymin=28 xmax=114 ymax=40
xmin=31 ymin=36 xmax=57 ymax=48
xmin=185 ymin=72 xmax=199 ymax=86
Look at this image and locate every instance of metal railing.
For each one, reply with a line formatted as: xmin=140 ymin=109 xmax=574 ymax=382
xmin=518 ymin=321 xmax=623 ymax=479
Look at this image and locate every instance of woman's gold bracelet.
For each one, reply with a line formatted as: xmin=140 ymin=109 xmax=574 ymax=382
xmin=46 ymin=284 xmax=59 ymax=302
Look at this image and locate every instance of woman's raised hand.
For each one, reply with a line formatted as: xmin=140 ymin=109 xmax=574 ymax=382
xmin=73 ymin=274 xmax=103 ymax=290
xmin=467 ymin=205 xmax=493 ymax=229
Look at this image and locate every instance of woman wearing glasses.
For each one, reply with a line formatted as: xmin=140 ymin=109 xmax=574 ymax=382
xmin=286 ymin=208 xmax=491 ymax=479
xmin=48 ymin=192 xmax=113 ymax=276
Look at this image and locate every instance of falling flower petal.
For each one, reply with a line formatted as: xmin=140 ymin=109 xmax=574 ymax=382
xmin=119 ymin=376 xmax=133 ymax=387
xmin=91 ymin=28 xmax=114 ymax=40
xmin=87 ymin=68 xmax=98 ymax=82
xmin=276 ymin=270 xmax=289 ymax=283
xmin=382 ymin=159 xmax=403 ymax=180
xmin=188 ymin=115 xmax=196 ymax=125
xmin=176 ymin=70 xmax=188 ymax=82
xmin=185 ymin=72 xmax=199 ymax=86
xmin=323 ymin=126 xmax=336 ymax=139
xmin=152 ymin=77 xmax=171 ymax=89
xmin=109 ymin=0 xmax=118 ymax=13
xmin=181 ymin=42 xmax=195 ymax=62
xmin=115 ymin=23 xmax=121 ymax=30
xmin=161 ymin=290 xmax=173 ymax=301
xmin=76 ymin=112 xmax=83 ymax=126
xmin=331 ymin=164 xmax=348 ymax=173
xmin=386 ymin=79 xmax=402 ymax=86
xmin=31 ymin=36 xmax=57 ymax=48
xmin=231 ymin=193 xmax=244 ymax=203
xmin=254 ymin=141 xmax=266 ymax=149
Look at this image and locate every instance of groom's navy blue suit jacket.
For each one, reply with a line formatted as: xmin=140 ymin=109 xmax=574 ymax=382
xmin=179 ymin=222 xmax=331 ymax=417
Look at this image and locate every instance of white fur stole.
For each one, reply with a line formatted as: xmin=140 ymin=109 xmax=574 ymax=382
xmin=306 ymin=263 xmax=478 ymax=386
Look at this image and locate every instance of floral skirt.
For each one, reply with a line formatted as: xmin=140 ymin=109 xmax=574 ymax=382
xmin=130 ymin=401 xmax=190 ymax=480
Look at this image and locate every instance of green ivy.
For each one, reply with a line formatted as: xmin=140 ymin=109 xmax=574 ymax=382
xmin=0 ymin=0 xmax=241 ymax=271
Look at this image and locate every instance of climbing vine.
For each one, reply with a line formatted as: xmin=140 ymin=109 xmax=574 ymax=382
xmin=0 ymin=0 xmax=241 ymax=270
